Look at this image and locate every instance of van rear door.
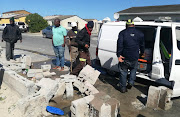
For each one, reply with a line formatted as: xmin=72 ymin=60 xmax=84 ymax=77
xmin=98 ymin=24 xmax=125 ymax=72
xmin=169 ymin=24 xmax=180 ymax=97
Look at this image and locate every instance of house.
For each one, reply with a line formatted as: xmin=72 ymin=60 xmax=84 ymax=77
xmin=44 ymin=15 xmax=87 ymax=30
xmin=84 ymin=19 xmax=101 ymax=34
xmin=116 ymin=4 xmax=180 ymax=22
xmin=0 ymin=10 xmax=31 ymax=24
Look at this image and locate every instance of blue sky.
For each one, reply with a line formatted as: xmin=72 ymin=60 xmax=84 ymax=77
xmin=0 ymin=0 xmax=180 ymax=20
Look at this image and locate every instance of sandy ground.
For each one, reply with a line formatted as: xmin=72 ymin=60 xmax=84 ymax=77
xmin=0 ymin=83 xmax=22 ymax=117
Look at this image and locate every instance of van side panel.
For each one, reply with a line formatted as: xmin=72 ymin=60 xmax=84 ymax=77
xmin=98 ymin=25 xmax=125 ymax=71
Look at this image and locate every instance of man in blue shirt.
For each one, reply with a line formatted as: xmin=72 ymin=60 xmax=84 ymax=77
xmin=117 ymin=19 xmax=144 ymax=93
xmin=52 ymin=18 xmax=67 ymax=71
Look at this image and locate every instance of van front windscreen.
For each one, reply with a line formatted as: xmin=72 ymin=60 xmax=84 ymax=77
xmin=176 ymin=27 xmax=180 ymax=50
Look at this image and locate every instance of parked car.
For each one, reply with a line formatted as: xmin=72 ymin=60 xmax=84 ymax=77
xmin=0 ymin=23 xmax=10 ymax=31
xmin=97 ymin=20 xmax=180 ymax=97
xmin=15 ymin=22 xmax=28 ymax=32
xmin=42 ymin=26 xmax=53 ymax=38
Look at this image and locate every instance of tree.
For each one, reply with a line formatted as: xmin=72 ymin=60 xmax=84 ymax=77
xmin=25 ymin=13 xmax=48 ymax=33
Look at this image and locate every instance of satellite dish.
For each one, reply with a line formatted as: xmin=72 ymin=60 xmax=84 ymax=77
xmin=114 ymin=13 xmax=119 ymax=20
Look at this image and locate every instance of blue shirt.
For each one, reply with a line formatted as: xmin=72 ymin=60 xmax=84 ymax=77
xmin=52 ymin=26 xmax=67 ymax=46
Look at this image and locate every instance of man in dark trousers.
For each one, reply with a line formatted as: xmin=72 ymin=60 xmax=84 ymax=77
xmin=71 ymin=21 xmax=94 ymax=76
xmin=117 ymin=19 xmax=144 ymax=93
xmin=2 ymin=17 xmax=22 ymax=61
xmin=67 ymin=22 xmax=79 ymax=64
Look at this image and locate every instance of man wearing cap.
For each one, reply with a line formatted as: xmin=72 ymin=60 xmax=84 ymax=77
xmin=71 ymin=21 xmax=94 ymax=76
xmin=2 ymin=17 xmax=22 ymax=61
xmin=67 ymin=22 xmax=79 ymax=64
xmin=117 ymin=19 xmax=144 ymax=93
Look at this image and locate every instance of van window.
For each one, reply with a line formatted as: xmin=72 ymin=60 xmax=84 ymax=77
xmin=160 ymin=27 xmax=172 ymax=54
xmin=18 ymin=22 xmax=25 ymax=25
xmin=136 ymin=26 xmax=157 ymax=49
xmin=176 ymin=27 xmax=180 ymax=50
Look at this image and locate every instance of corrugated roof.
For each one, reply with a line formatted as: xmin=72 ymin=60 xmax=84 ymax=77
xmin=117 ymin=4 xmax=180 ymax=14
xmin=3 ymin=10 xmax=31 ymax=14
xmin=84 ymin=19 xmax=97 ymax=22
xmin=44 ymin=15 xmax=76 ymax=21
xmin=0 ymin=14 xmax=28 ymax=19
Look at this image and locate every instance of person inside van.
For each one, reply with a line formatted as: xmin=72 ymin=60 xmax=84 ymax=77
xmin=116 ymin=19 xmax=145 ymax=93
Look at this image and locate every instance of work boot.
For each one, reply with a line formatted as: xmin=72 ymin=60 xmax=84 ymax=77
xmin=119 ymin=87 xmax=127 ymax=93
xmin=127 ymin=83 xmax=133 ymax=89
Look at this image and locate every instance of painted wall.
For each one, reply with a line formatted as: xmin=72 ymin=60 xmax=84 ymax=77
xmin=0 ymin=17 xmax=26 ymax=24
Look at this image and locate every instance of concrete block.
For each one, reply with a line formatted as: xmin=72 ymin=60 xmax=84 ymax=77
xmin=53 ymin=81 xmax=66 ymax=99
xmin=35 ymin=73 xmax=44 ymax=80
xmin=18 ymin=93 xmax=48 ymax=117
xmin=37 ymin=78 xmax=59 ymax=101
xmin=22 ymin=56 xmax=32 ymax=66
xmin=41 ymin=64 xmax=51 ymax=72
xmin=73 ymin=78 xmax=87 ymax=93
xmin=3 ymin=70 xmax=37 ymax=97
xmin=60 ymin=74 xmax=77 ymax=83
xmin=27 ymin=69 xmax=43 ymax=78
xmin=106 ymin=98 xmax=120 ymax=117
xmin=158 ymin=86 xmax=173 ymax=110
xmin=78 ymin=65 xmax=100 ymax=85
xmin=71 ymin=95 xmax=94 ymax=117
xmin=66 ymin=82 xmax=74 ymax=100
xmin=146 ymin=86 xmax=161 ymax=108
xmin=43 ymin=71 xmax=56 ymax=78
xmin=84 ymin=81 xmax=99 ymax=95
xmin=89 ymin=92 xmax=117 ymax=117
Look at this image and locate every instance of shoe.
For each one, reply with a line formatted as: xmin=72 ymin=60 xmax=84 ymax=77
xmin=127 ymin=84 xmax=133 ymax=89
xmin=60 ymin=67 xmax=64 ymax=71
xmin=52 ymin=66 xmax=60 ymax=69
xmin=119 ymin=87 xmax=127 ymax=93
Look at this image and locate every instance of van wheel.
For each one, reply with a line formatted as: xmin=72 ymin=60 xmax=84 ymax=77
xmin=43 ymin=34 xmax=46 ymax=38
xmin=106 ymin=69 xmax=117 ymax=76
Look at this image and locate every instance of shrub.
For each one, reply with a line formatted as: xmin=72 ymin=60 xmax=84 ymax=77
xmin=25 ymin=13 xmax=48 ymax=33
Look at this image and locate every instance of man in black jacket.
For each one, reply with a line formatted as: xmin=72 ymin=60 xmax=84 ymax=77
xmin=117 ymin=19 xmax=144 ymax=93
xmin=71 ymin=21 xmax=94 ymax=76
xmin=2 ymin=17 xmax=22 ymax=61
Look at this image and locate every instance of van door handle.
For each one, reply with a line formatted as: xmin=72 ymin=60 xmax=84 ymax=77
xmin=175 ymin=60 xmax=180 ymax=65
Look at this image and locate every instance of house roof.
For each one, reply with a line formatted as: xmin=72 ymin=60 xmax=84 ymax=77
xmin=117 ymin=4 xmax=180 ymax=15
xmin=0 ymin=14 xmax=28 ymax=19
xmin=3 ymin=10 xmax=31 ymax=14
xmin=84 ymin=19 xmax=97 ymax=22
xmin=44 ymin=15 xmax=76 ymax=21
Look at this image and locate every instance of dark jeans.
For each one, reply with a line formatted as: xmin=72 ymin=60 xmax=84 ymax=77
xmin=118 ymin=60 xmax=138 ymax=89
xmin=6 ymin=42 xmax=14 ymax=60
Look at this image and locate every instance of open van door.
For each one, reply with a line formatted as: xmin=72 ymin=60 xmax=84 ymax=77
xmin=151 ymin=27 xmax=165 ymax=80
xmin=169 ymin=24 xmax=180 ymax=97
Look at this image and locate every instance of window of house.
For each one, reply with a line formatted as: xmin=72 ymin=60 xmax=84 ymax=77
xmin=68 ymin=22 xmax=71 ymax=27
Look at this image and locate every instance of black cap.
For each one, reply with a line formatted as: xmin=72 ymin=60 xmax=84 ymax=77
xmin=87 ymin=21 xmax=94 ymax=28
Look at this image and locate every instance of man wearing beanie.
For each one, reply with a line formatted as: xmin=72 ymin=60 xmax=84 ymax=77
xmin=2 ymin=17 xmax=22 ymax=61
xmin=71 ymin=21 xmax=94 ymax=76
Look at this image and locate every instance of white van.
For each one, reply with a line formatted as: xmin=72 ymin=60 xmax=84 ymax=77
xmin=97 ymin=21 xmax=180 ymax=97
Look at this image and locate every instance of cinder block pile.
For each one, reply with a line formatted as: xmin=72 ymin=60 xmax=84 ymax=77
xmin=146 ymin=86 xmax=173 ymax=110
xmin=71 ymin=92 xmax=120 ymax=117
xmin=27 ymin=64 xmax=56 ymax=80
